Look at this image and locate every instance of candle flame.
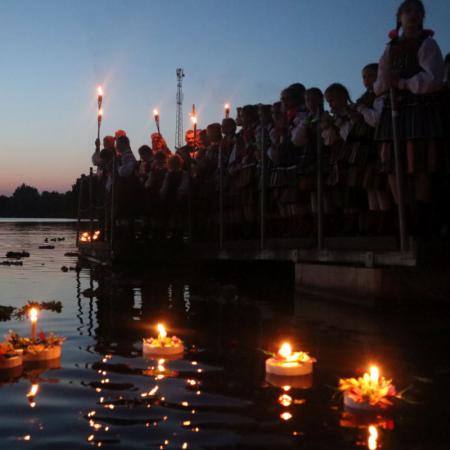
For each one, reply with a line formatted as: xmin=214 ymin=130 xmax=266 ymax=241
xmin=153 ymin=109 xmax=159 ymax=117
xmin=29 ymin=307 xmax=38 ymax=323
xmin=368 ymin=425 xmax=378 ymax=450
xmin=370 ymin=366 xmax=380 ymax=384
xmin=278 ymin=342 xmax=292 ymax=359
xmin=97 ymin=86 xmax=103 ymax=97
xmin=157 ymin=323 xmax=167 ymax=338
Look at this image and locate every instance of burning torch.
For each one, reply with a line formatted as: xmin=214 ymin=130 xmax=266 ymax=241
xmin=190 ymin=104 xmax=197 ymax=151
xmin=224 ymin=103 xmax=230 ymax=119
xmin=97 ymin=85 xmax=103 ymax=141
xmin=153 ymin=109 xmax=161 ymax=135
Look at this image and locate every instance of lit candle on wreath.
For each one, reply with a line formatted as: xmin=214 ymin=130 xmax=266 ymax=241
xmin=265 ymin=342 xmax=316 ymax=377
xmin=339 ymin=365 xmax=396 ymax=412
xmin=143 ymin=323 xmax=184 ymax=357
xmin=7 ymin=305 xmax=65 ymax=363
xmin=29 ymin=307 xmax=38 ymax=341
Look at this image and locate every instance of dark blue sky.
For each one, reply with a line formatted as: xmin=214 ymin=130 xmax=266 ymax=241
xmin=0 ymin=0 xmax=448 ymax=194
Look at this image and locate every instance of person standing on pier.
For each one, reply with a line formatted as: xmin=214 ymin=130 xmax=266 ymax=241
xmin=374 ymin=0 xmax=445 ymax=237
xmin=115 ymin=135 xmax=140 ymax=243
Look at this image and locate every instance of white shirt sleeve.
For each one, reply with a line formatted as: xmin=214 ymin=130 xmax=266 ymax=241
xmin=357 ymin=96 xmax=384 ymax=128
xmin=374 ymin=45 xmax=391 ymax=96
xmin=398 ymin=37 xmax=444 ymax=94
xmin=118 ymin=152 xmax=137 ymax=177
xmin=339 ymin=119 xmax=352 ymax=141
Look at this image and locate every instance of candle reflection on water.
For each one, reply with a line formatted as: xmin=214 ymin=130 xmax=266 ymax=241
xmin=368 ymin=425 xmax=379 ymax=450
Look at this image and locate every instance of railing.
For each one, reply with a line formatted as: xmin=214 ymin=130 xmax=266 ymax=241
xmin=77 ymin=120 xmax=409 ymax=259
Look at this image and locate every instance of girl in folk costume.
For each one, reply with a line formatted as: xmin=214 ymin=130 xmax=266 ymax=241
xmin=229 ymin=105 xmax=258 ymax=235
xmin=374 ymin=0 xmax=445 ymax=236
xmin=255 ymin=105 xmax=275 ymax=235
xmin=136 ymin=145 xmax=153 ymax=185
xmin=136 ymin=144 xmax=153 ymax=236
xmin=160 ymin=154 xmax=189 ymax=238
xmin=221 ymin=118 xmax=238 ymax=232
xmin=356 ymin=64 xmax=393 ymax=234
xmin=323 ymin=83 xmax=368 ymax=234
xmin=271 ymin=85 xmax=308 ymax=235
xmin=294 ymin=88 xmax=326 ymax=234
xmin=144 ymin=150 xmax=168 ymax=237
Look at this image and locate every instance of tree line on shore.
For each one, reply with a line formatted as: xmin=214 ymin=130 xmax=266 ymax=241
xmin=0 ymin=184 xmax=77 ymax=218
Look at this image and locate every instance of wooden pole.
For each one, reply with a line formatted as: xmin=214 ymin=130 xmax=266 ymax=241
xmin=316 ymin=118 xmax=324 ymax=251
xmin=390 ymin=88 xmax=408 ymax=252
xmin=259 ymin=120 xmax=266 ymax=251
xmin=76 ymin=176 xmax=84 ymax=245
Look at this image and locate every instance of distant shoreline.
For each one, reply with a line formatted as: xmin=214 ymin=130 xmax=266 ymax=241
xmin=0 ymin=218 xmax=78 ymax=223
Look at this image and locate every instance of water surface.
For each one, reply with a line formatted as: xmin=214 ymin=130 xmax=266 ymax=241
xmin=0 ymin=221 xmax=449 ymax=449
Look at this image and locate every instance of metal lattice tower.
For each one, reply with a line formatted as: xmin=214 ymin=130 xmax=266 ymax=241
xmin=175 ymin=68 xmax=185 ymax=149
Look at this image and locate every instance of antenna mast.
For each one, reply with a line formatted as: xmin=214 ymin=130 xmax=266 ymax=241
xmin=175 ymin=68 xmax=185 ymax=149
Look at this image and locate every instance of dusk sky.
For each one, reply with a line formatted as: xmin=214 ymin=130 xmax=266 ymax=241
xmin=0 ymin=0 xmax=448 ymax=195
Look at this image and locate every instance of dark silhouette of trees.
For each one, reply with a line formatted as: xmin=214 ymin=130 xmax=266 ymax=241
xmin=0 ymin=183 xmax=77 ymax=218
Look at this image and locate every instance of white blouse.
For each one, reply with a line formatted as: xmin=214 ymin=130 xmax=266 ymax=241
xmin=374 ymin=37 xmax=444 ymax=96
xmin=356 ymin=96 xmax=384 ymax=128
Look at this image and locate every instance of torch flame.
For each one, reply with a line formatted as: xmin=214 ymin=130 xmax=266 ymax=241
xmin=98 ymin=109 xmax=103 ymax=118
xmin=190 ymin=116 xmax=197 ymax=125
xmin=278 ymin=342 xmax=292 ymax=360
xmin=153 ymin=109 xmax=159 ymax=117
xmin=97 ymin=86 xmax=103 ymax=97
xmin=157 ymin=323 xmax=167 ymax=339
xmin=29 ymin=307 xmax=38 ymax=323
xmin=368 ymin=425 xmax=378 ymax=450
xmin=224 ymin=103 xmax=230 ymax=110
xmin=370 ymin=366 xmax=380 ymax=384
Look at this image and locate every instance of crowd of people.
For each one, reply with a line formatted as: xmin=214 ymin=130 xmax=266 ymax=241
xmin=90 ymin=0 xmax=450 ymax=243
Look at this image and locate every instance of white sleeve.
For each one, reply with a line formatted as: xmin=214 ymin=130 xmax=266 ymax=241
xmin=398 ymin=38 xmax=444 ymax=94
xmin=118 ymin=152 xmax=137 ymax=177
xmin=374 ymin=45 xmax=391 ymax=96
xmin=357 ymin=96 xmax=385 ymax=128
xmin=339 ymin=120 xmax=352 ymax=141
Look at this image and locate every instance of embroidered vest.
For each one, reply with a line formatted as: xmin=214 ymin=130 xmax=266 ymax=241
xmin=389 ymin=35 xmax=426 ymax=79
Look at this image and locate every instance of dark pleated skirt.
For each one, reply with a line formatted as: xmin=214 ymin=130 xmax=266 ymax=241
xmin=375 ymin=91 xmax=446 ymax=142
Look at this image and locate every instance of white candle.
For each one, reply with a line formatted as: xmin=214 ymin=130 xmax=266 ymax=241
xmin=143 ymin=323 xmax=184 ymax=357
xmin=29 ymin=308 xmax=38 ymax=341
xmin=265 ymin=342 xmax=315 ymax=377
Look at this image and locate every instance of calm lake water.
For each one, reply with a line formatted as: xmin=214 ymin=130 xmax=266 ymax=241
xmin=0 ymin=220 xmax=449 ymax=449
